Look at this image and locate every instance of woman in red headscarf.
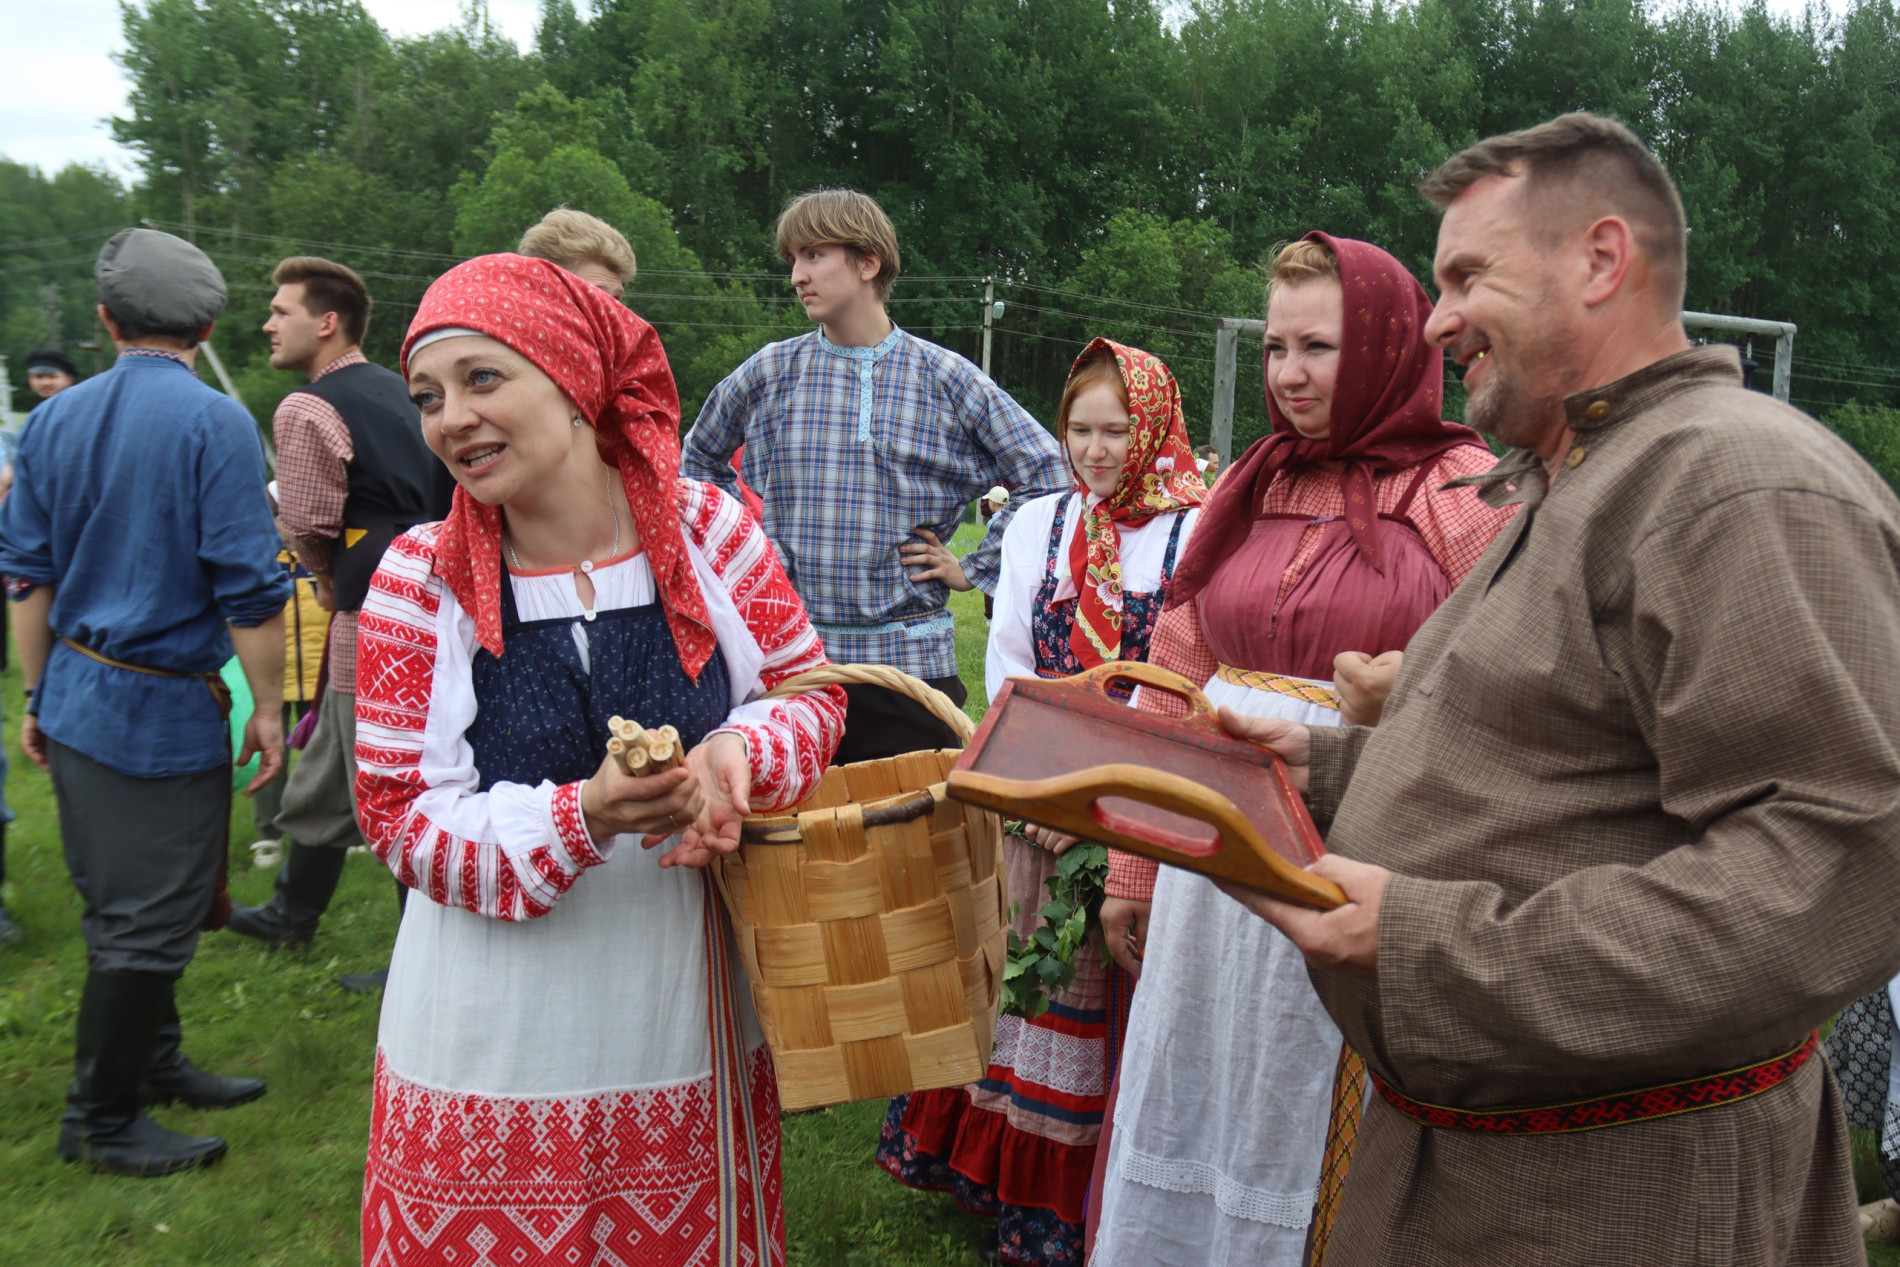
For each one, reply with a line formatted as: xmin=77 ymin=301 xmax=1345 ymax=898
xmin=1088 ymin=236 xmax=1517 ymax=1267
xmin=351 ymin=254 xmax=845 ymax=1267
xmin=876 ymin=340 xmax=1205 ymax=1266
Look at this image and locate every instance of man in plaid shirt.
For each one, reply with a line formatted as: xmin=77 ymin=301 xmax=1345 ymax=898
xmin=682 ymin=189 xmax=1067 ymax=759
xmin=225 ymin=258 xmax=451 ymax=990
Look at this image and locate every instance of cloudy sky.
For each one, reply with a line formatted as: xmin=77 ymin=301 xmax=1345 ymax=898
xmin=1 ymin=0 xmax=1829 ymax=182
xmin=0 ymin=0 xmax=543 ymax=180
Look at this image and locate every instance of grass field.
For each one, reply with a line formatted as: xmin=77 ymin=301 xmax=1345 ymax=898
xmin=3 ymin=520 xmax=1897 ymax=1264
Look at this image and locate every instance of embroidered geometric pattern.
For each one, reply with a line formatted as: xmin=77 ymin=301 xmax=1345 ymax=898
xmin=361 ymin=1048 xmax=785 ymax=1267
xmin=1371 ymin=1031 xmax=1820 ymax=1135
xmin=353 ymin=496 xmax=844 ymax=922
xmin=1212 ymin=663 xmax=1340 ymax=710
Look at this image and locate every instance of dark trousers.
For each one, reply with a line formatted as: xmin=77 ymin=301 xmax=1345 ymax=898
xmin=831 ymin=674 xmax=970 ymax=766
xmin=47 ymin=739 xmax=229 ymax=975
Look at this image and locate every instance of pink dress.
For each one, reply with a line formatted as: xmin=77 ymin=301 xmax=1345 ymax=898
xmin=1092 ymin=450 xmax=1515 ymax=1266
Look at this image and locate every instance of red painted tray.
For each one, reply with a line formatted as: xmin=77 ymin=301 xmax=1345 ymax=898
xmin=947 ymin=661 xmax=1343 ymax=909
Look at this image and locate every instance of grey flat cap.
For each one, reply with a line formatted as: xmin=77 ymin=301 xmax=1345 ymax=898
xmin=94 ymin=228 xmax=227 ymax=331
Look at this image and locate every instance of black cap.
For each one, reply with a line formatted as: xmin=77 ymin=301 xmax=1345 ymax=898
xmin=24 ymin=348 xmax=77 ymax=378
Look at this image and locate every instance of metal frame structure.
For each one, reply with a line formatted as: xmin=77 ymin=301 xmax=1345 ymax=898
xmin=1208 ymin=311 xmax=1797 ymax=462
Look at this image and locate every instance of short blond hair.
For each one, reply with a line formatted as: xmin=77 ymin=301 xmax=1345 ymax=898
xmin=1266 ymin=238 xmax=1341 ymax=302
xmin=517 ymin=207 xmax=636 ymax=284
xmin=775 ymin=189 xmax=901 ymax=300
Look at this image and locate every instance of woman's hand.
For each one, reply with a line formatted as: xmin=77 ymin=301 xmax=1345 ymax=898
xmin=1219 ymin=705 xmax=1313 ymax=791
xmin=1334 ymin=650 xmax=1403 ymax=727
xmin=900 ymin=528 xmax=974 ymax=592
xmin=1023 ymin=823 xmax=1081 ymax=856
xmin=1099 ymin=897 xmax=1150 ymax=977
xmin=580 ymin=756 xmax=703 ymax=847
xmin=661 ymin=732 xmax=753 ymax=869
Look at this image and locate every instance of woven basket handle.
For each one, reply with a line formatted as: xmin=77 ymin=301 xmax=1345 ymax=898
xmin=762 ymin=663 xmax=975 ymax=743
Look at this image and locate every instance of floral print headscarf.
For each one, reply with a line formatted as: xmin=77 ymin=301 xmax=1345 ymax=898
xmin=1065 ymin=338 xmax=1208 ymax=668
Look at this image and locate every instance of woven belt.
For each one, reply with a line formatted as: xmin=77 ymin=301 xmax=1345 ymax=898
xmin=1370 ymin=1031 xmax=1820 ymax=1136
xmin=1213 ymin=663 xmax=1340 ymax=711
xmin=60 ymin=636 xmax=234 ymax=721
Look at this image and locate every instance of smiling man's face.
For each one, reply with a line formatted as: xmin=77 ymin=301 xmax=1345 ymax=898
xmin=1424 ymin=173 xmax=1579 ymax=452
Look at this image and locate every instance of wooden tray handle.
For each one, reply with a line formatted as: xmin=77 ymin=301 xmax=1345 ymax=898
xmin=1061 ymin=660 xmax=1218 ymax=724
xmin=953 ymin=763 xmax=1345 ymax=910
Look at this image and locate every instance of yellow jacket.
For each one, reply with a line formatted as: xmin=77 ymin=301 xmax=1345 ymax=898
xmin=280 ymin=550 xmax=330 ymax=705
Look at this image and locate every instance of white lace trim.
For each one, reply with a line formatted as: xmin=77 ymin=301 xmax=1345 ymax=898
xmin=1115 ymin=1143 xmax=1315 ymax=1230
xmin=989 ymin=1015 xmax=1109 ymax=1099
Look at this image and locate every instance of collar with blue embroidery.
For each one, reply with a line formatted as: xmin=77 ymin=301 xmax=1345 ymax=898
xmin=817 ymin=325 xmax=904 ymax=441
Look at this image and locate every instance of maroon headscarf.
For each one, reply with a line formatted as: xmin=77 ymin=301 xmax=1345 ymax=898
xmin=1166 ymin=232 xmax=1483 ymax=608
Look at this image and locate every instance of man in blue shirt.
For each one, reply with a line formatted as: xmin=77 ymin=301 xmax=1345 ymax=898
xmin=682 ymin=189 xmax=1067 ymax=758
xmin=0 ymin=228 xmax=290 ymax=1177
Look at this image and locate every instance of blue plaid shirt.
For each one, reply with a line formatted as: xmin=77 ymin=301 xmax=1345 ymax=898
xmin=682 ymin=326 xmax=1068 ymax=679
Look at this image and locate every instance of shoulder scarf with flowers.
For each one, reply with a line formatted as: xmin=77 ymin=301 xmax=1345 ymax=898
xmin=1067 ymin=338 xmax=1207 ymax=668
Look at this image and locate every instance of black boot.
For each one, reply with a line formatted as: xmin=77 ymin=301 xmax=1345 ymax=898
xmin=58 ymin=969 xmax=227 ymax=1176
xmin=139 ymin=983 xmax=266 ymax=1109
xmin=224 ymin=842 xmax=346 ymax=947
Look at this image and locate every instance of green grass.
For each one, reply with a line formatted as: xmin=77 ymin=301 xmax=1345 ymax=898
xmin=0 ymin=531 xmax=1004 ymax=1265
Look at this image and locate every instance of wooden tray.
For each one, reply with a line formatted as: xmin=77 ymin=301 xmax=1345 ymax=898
xmin=947 ymin=661 xmax=1344 ymax=910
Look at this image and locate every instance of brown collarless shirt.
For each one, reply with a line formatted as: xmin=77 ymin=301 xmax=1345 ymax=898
xmin=1306 ymin=345 xmax=1900 ymax=1266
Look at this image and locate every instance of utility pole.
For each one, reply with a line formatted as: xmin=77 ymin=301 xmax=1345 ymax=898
xmin=43 ymin=280 xmax=60 ymax=347
xmin=981 ymin=277 xmax=995 ymax=379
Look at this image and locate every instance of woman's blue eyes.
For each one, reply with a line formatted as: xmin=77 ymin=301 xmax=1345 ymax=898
xmin=413 ymin=369 xmax=501 ymax=408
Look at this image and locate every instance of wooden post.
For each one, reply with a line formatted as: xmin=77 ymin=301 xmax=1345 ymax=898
xmin=1211 ymin=321 xmax=1239 ymax=465
xmin=981 ymin=277 xmax=995 ymax=379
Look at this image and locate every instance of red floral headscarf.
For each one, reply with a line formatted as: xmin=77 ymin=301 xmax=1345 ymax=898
xmin=1064 ymin=339 xmax=1208 ymax=668
xmin=1166 ymin=232 xmax=1484 ymax=610
xmin=401 ymin=253 xmax=716 ymax=680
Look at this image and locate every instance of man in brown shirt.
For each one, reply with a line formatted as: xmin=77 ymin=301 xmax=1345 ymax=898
xmin=1225 ymin=113 xmax=1900 ymax=1264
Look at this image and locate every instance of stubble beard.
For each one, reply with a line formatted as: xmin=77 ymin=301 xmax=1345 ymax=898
xmin=1462 ymin=328 xmax=1568 ymax=453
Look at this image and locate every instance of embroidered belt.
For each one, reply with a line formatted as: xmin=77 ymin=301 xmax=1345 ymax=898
xmin=810 ymin=609 xmax=955 ymax=641
xmin=60 ymin=636 xmax=234 ymax=721
xmin=1213 ymin=663 xmax=1340 ymax=711
xmin=1370 ymin=1031 xmax=1820 ymax=1136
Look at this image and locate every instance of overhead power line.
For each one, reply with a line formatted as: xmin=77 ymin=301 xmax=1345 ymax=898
xmin=0 ymin=226 xmax=123 ymax=254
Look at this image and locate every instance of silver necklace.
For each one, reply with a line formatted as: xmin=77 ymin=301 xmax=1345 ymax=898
xmin=505 ymin=468 xmax=621 ymax=574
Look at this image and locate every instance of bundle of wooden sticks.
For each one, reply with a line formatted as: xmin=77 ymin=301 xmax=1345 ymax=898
xmin=606 ymin=716 xmax=683 ymax=776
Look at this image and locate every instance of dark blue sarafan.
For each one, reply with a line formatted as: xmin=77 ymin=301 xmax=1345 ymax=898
xmin=466 ymin=573 xmax=731 ymax=792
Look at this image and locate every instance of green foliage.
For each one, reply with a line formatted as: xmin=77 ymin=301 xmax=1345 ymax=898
xmin=1001 ymin=840 xmax=1111 ymax=1021
xmin=1824 ymin=404 xmax=1900 ymax=491
xmin=0 ymin=161 xmax=130 ymax=412
xmin=7 ymin=0 xmax=1900 ymax=440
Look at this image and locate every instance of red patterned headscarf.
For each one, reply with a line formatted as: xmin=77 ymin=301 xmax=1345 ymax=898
xmin=1166 ymin=232 xmax=1484 ymax=610
xmin=401 ymin=253 xmax=716 ymax=680
xmin=1064 ymin=339 xmax=1208 ymax=668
